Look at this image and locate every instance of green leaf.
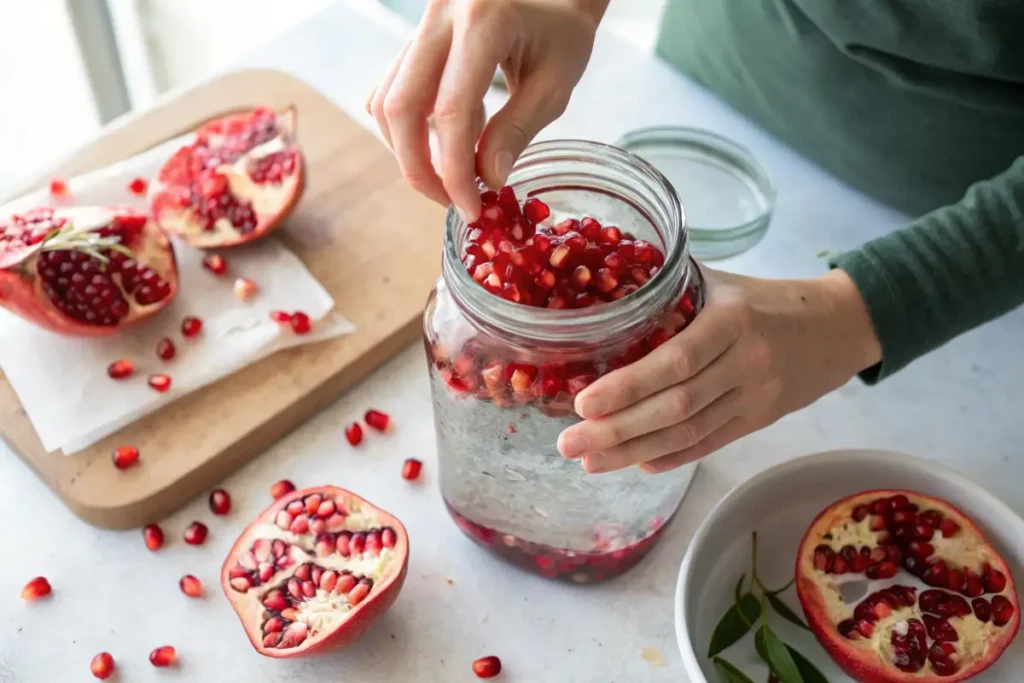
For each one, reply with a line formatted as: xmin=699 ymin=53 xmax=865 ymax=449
xmin=767 ymin=592 xmax=810 ymax=631
xmin=766 ymin=577 xmax=796 ymax=595
xmin=786 ymin=646 xmax=829 ymax=683
xmin=713 ymin=657 xmax=757 ymax=683
xmin=754 ymin=625 xmax=804 ymax=683
xmin=708 ymin=590 xmax=762 ymax=657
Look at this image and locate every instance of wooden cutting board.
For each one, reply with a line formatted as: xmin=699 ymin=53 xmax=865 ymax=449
xmin=0 ymin=69 xmax=445 ymax=529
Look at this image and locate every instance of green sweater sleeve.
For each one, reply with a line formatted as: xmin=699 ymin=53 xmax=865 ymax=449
xmin=832 ymin=156 xmax=1024 ymax=384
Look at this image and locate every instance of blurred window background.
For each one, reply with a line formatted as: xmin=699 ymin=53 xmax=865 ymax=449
xmin=0 ymin=0 xmax=664 ymax=198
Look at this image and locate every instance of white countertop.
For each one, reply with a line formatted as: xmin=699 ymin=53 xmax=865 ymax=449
xmin=3 ymin=2 xmax=1023 ymax=682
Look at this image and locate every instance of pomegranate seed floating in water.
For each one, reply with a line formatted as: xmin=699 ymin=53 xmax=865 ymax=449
xmin=209 ymin=488 xmax=232 ymax=515
xmin=270 ymin=479 xmax=296 ymax=499
xmin=364 ymin=409 xmax=390 ymax=431
xmin=156 ymin=337 xmax=176 ymax=360
xmin=127 ymin=177 xmax=148 ymax=195
xmin=202 ymin=252 xmax=227 ymax=276
xmin=112 ymin=445 xmax=140 ymax=470
xmin=344 ymin=422 xmax=363 ymax=446
xmin=49 ymin=178 xmax=68 ymax=196
xmin=234 ymin=277 xmax=258 ymax=301
xmin=21 ymin=576 xmax=52 ymax=601
xmin=179 ymin=575 xmax=203 ymax=598
xmin=401 ymin=459 xmax=422 ymax=481
xmin=143 ymin=524 xmax=164 ymax=551
xmin=184 ymin=521 xmax=209 ymax=545
xmin=290 ymin=311 xmax=311 ymax=334
xmin=148 ymin=374 xmax=171 ymax=392
xmin=149 ymin=646 xmax=177 ymax=667
xmin=181 ymin=316 xmax=203 ymax=337
xmin=472 ymin=655 xmax=502 ymax=678
xmin=90 ymin=652 xmax=115 ymax=680
xmin=107 ymin=359 xmax=134 ymax=380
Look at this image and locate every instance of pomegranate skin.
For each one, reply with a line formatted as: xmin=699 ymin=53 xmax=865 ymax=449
xmin=796 ymin=489 xmax=1020 ymax=683
xmin=220 ymin=485 xmax=409 ymax=658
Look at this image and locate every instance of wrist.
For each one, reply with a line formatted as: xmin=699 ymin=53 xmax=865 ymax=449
xmin=816 ymin=269 xmax=883 ymax=373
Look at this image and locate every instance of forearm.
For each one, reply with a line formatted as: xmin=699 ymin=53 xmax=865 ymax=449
xmin=832 ymin=157 xmax=1024 ymax=383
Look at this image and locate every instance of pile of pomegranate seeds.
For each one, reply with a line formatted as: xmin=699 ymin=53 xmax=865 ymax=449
xmin=156 ymin=337 xmax=176 ymax=360
xmin=202 ymin=252 xmax=228 ymax=276
xmin=148 ymin=373 xmax=172 ymax=392
xmin=127 ymin=177 xmax=148 ymax=195
xmin=179 ymin=575 xmax=203 ymax=598
xmin=183 ymin=521 xmax=209 ymax=545
xmin=401 ymin=458 xmax=423 ymax=481
xmin=344 ymin=422 xmax=363 ymax=446
xmin=89 ymin=652 xmax=115 ymax=679
xmin=142 ymin=524 xmax=164 ymax=551
xmin=270 ymin=479 xmax=296 ymax=500
xmin=111 ymin=445 xmax=140 ymax=470
xmin=21 ymin=576 xmax=52 ymax=601
xmin=181 ymin=315 xmax=203 ymax=337
xmin=149 ymin=645 xmax=177 ymax=667
xmin=107 ymin=359 xmax=134 ymax=379
xmin=49 ymin=178 xmax=68 ymax=196
xmin=270 ymin=309 xmax=312 ymax=334
xmin=472 ymin=655 xmax=502 ymax=678
xmin=209 ymin=488 xmax=232 ymax=515
xmin=463 ymin=187 xmax=664 ymax=309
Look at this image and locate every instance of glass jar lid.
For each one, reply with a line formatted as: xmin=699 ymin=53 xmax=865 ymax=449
xmin=615 ymin=127 xmax=775 ymax=260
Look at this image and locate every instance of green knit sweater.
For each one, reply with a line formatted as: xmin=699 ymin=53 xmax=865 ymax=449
xmin=656 ymin=0 xmax=1024 ymax=381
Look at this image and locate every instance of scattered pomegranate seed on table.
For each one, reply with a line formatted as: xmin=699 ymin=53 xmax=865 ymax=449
xmin=202 ymin=252 xmax=228 ymax=276
xmin=402 ymin=458 xmax=423 ymax=481
xmin=89 ymin=652 xmax=115 ymax=680
xmin=106 ymin=359 xmax=134 ymax=380
xmin=181 ymin=315 xmax=203 ymax=337
xmin=21 ymin=576 xmax=52 ymax=601
xmin=149 ymin=646 xmax=177 ymax=667
xmin=183 ymin=521 xmax=208 ymax=545
xmin=269 ymin=310 xmax=292 ymax=323
xmin=142 ymin=524 xmax=164 ymax=551
xmin=111 ymin=445 xmax=140 ymax=470
xmin=209 ymin=488 xmax=231 ymax=515
xmin=234 ymin=277 xmax=259 ymax=301
xmin=49 ymin=178 xmax=68 ymax=196
xmin=148 ymin=374 xmax=172 ymax=392
xmin=270 ymin=479 xmax=296 ymax=499
xmin=290 ymin=310 xmax=312 ymax=334
xmin=364 ymin=409 xmax=390 ymax=431
xmin=156 ymin=337 xmax=176 ymax=360
xmin=344 ymin=422 xmax=363 ymax=446
xmin=127 ymin=177 xmax=148 ymax=195
xmin=179 ymin=575 xmax=203 ymax=598
xmin=472 ymin=655 xmax=502 ymax=678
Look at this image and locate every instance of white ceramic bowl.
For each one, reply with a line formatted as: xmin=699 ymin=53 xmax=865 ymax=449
xmin=675 ymin=449 xmax=1024 ymax=682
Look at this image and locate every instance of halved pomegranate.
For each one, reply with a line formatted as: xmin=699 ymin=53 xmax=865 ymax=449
xmin=221 ymin=485 xmax=408 ymax=658
xmin=797 ymin=490 xmax=1020 ymax=682
xmin=149 ymin=106 xmax=304 ymax=248
xmin=0 ymin=206 xmax=177 ymax=336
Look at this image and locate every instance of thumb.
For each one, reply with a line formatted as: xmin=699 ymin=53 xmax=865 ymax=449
xmin=476 ymin=78 xmax=570 ymax=189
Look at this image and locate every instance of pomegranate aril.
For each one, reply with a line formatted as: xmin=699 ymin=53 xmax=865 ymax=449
xmin=947 ymin=568 xmax=965 ymax=592
xmin=234 ymin=277 xmax=258 ymax=301
xmin=290 ymin=311 xmax=312 ymax=334
xmin=364 ymin=409 xmax=390 ymax=431
xmin=128 ymin=177 xmax=148 ymax=195
xmin=851 ymin=504 xmax=870 ymax=522
xmin=148 ymin=373 xmax=172 ymax=392
xmin=90 ymin=652 xmax=115 ymax=679
xmin=973 ymin=597 xmax=992 ymax=622
xmin=270 ymin=479 xmax=295 ymax=499
xmin=923 ymin=561 xmax=948 ymax=586
xmin=382 ymin=527 xmax=397 ymax=549
xmin=472 ymin=655 xmax=502 ymax=678
xmin=402 ymin=458 xmax=423 ymax=481
xmin=923 ymin=613 xmax=959 ymax=642
xmin=813 ymin=545 xmax=834 ymax=571
xmin=183 ymin=521 xmax=208 ymax=545
xmin=21 ymin=576 xmax=52 ymax=601
xmin=156 ymin=337 xmax=176 ymax=360
xmin=179 ymin=574 xmax=202 ymax=597
xmin=209 ymin=488 xmax=231 ymax=515
xmin=992 ymin=595 xmax=1014 ymax=625
xmin=344 ymin=422 xmax=363 ymax=446
xmin=523 ymin=197 xmax=550 ymax=223
xmin=866 ymin=561 xmax=898 ymax=579
xmin=112 ymin=445 xmax=140 ymax=469
xmin=985 ymin=567 xmax=1008 ymax=593
xmin=181 ymin=315 xmax=203 ymax=337
xmin=49 ymin=178 xmax=68 ymax=196
xmin=143 ymin=524 xmax=164 ymax=551
xmin=348 ymin=579 xmax=371 ymax=605
xmin=107 ymin=359 xmax=134 ymax=379
xmin=940 ymin=519 xmax=961 ymax=537
xmin=270 ymin=310 xmax=292 ymax=323
xmin=149 ymin=646 xmax=177 ymax=667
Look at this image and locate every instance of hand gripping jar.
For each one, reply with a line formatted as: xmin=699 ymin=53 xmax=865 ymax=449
xmin=423 ymin=140 xmax=705 ymax=583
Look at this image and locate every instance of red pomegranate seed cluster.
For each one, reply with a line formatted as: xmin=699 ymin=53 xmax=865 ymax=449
xmin=343 ymin=408 xmax=395 ymax=447
xmin=463 ymin=186 xmax=664 ymax=309
xmin=270 ymin=310 xmax=312 ymax=334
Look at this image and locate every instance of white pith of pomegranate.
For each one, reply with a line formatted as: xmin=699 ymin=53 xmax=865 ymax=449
xmin=149 ymin=106 xmax=304 ymax=248
xmin=221 ymin=485 xmax=408 ymax=658
xmin=0 ymin=206 xmax=178 ymax=336
xmin=796 ymin=490 xmax=1020 ymax=682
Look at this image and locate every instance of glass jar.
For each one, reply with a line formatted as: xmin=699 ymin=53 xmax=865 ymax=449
xmin=423 ymin=140 xmax=706 ymax=583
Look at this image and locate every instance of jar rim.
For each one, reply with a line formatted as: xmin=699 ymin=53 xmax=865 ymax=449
xmin=442 ymin=139 xmax=694 ymax=346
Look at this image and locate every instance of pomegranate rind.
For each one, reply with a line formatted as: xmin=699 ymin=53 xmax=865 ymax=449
xmin=220 ymin=485 xmax=409 ymax=659
xmin=149 ymin=106 xmax=305 ymax=248
xmin=796 ymin=489 xmax=1020 ymax=683
xmin=0 ymin=207 xmax=178 ymax=337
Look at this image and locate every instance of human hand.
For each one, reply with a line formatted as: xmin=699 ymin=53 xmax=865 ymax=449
xmin=367 ymin=0 xmax=608 ymax=220
xmin=556 ymin=267 xmax=883 ymax=473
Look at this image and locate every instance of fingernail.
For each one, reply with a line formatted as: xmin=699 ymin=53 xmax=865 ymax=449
xmin=494 ymin=151 xmax=514 ymax=186
xmin=557 ymin=431 xmax=587 ymax=459
xmin=575 ymin=394 xmax=604 ymax=419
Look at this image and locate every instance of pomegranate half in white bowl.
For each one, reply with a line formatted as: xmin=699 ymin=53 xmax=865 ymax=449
xmin=675 ymin=449 xmax=1023 ymax=683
